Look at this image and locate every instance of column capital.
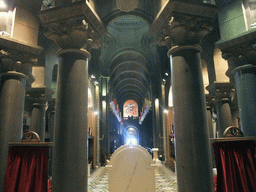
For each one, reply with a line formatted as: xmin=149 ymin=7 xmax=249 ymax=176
xmin=150 ymin=1 xmax=218 ymax=49
xmin=216 ymin=30 xmax=256 ymax=77
xmin=206 ymin=81 xmax=235 ymax=101
xmin=43 ymin=18 xmax=101 ymax=52
xmin=0 ymin=38 xmax=44 ymax=84
xmin=39 ymin=1 xmax=107 ymax=52
xmin=0 ymin=56 xmax=34 ymax=83
xmin=205 ymin=94 xmax=214 ymax=107
xmin=158 ymin=15 xmax=214 ymax=49
xmin=27 ymin=87 xmax=54 ymax=104
xmin=221 ymin=43 xmax=256 ymax=71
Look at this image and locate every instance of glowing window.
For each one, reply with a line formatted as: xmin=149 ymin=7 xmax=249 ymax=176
xmin=123 ymin=100 xmax=138 ymax=117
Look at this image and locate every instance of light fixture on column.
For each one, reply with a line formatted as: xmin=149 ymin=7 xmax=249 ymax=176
xmin=164 ymin=109 xmax=168 ymax=114
xmin=91 ymin=74 xmax=95 ymax=79
xmin=94 ymin=111 xmax=98 ymax=115
xmin=155 ymin=98 xmax=159 ymax=108
xmin=165 ymin=73 xmax=169 ymax=76
xmin=94 ymin=81 xmax=99 ymax=85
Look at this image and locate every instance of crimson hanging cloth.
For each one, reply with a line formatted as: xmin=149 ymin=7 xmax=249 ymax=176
xmin=212 ymin=140 xmax=256 ymax=192
xmin=3 ymin=146 xmax=49 ymax=192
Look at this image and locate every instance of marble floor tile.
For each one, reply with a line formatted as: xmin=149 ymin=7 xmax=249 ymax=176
xmin=88 ymin=167 xmax=177 ymax=192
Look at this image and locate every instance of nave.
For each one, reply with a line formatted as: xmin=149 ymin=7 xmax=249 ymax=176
xmin=88 ymin=166 xmax=178 ymax=192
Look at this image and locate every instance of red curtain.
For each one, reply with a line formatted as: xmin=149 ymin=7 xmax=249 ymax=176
xmin=3 ymin=146 xmax=49 ymax=192
xmin=212 ymin=140 xmax=256 ymax=192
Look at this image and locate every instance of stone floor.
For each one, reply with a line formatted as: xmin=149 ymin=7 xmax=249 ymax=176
xmin=88 ymin=166 xmax=178 ymax=192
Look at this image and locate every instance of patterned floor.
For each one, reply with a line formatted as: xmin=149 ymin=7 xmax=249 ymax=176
xmin=88 ymin=167 xmax=177 ymax=192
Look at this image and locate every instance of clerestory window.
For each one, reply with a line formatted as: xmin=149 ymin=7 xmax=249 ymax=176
xmin=243 ymin=0 xmax=256 ymax=29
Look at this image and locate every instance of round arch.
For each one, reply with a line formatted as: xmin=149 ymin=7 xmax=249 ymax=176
xmin=125 ymin=125 xmax=139 ymax=145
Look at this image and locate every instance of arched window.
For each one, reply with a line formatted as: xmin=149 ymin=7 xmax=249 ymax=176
xmin=123 ymin=100 xmax=138 ymax=117
xmin=243 ymin=0 xmax=256 ymax=29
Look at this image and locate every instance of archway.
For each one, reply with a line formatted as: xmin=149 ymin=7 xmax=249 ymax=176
xmin=125 ymin=126 xmax=139 ymax=145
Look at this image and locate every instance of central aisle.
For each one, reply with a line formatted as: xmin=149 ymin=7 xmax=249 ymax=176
xmin=88 ymin=167 xmax=178 ymax=192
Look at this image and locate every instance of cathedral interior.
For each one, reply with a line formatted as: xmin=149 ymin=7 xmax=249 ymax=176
xmin=0 ymin=0 xmax=256 ymax=191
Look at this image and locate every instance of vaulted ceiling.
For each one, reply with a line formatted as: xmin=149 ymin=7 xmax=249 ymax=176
xmin=10 ymin=0 xmax=173 ymax=110
xmin=100 ymin=15 xmax=158 ymax=107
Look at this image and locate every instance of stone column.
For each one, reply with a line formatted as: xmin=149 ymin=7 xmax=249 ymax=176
xmin=45 ymin=99 xmax=55 ymax=177
xmin=153 ymin=9 xmax=217 ymax=190
xmin=30 ymin=102 xmax=46 ymax=141
xmin=52 ymin=48 xmax=90 ymax=191
xmin=154 ymin=97 xmax=162 ymax=154
xmin=220 ymin=39 xmax=256 ymax=137
xmin=0 ymin=54 xmax=35 ymax=189
xmin=47 ymin=99 xmax=56 ymax=142
xmin=207 ymin=82 xmax=235 ymax=137
xmin=232 ymin=65 xmax=256 ymax=136
xmin=206 ymin=106 xmax=214 ymax=138
xmin=41 ymin=12 xmax=104 ymax=190
xmin=95 ymin=85 xmax=101 ymax=167
xmin=100 ymin=76 xmax=109 ymax=159
xmin=215 ymin=99 xmax=233 ymax=137
xmin=0 ymin=71 xmax=28 ymax=188
xmin=161 ymin=82 xmax=167 ymax=163
xmin=0 ymin=34 xmax=42 ymax=190
xmin=168 ymin=45 xmax=213 ymax=191
xmin=27 ymin=88 xmax=53 ymax=142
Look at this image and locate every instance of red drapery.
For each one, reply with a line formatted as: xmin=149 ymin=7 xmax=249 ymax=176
xmin=212 ymin=140 xmax=256 ymax=192
xmin=3 ymin=146 xmax=49 ymax=192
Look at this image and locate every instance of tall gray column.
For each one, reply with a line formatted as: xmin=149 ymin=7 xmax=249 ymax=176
xmin=46 ymin=99 xmax=55 ymax=177
xmin=27 ymin=88 xmax=54 ymax=142
xmin=30 ymin=102 xmax=46 ymax=141
xmin=154 ymin=97 xmax=163 ymax=156
xmin=95 ymin=85 xmax=101 ymax=167
xmin=47 ymin=99 xmax=56 ymax=142
xmin=100 ymin=76 xmax=109 ymax=159
xmin=52 ymin=49 xmax=90 ymax=191
xmin=168 ymin=45 xmax=213 ymax=192
xmin=215 ymin=99 xmax=233 ymax=137
xmin=0 ymin=71 xmax=28 ymax=189
xmin=39 ymin=2 xmax=106 ymax=186
xmin=206 ymin=107 xmax=214 ymax=138
xmin=233 ymin=64 xmax=256 ymax=136
xmin=206 ymin=82 xmax=234 ymax=138
xmin=217 ymin=27 xmax=256 ymax=137
xmin=162 ymin=82 xmax=167 ymax=163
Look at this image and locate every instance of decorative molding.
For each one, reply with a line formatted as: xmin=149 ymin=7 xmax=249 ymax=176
xmin=150 ymin=1 xmax=218 ymax=35
xmin=217 ymin=30 xmax=256 ymax=77
xmin=0 ymin=36 xmax=42 ymax=84
xmin=0 ymin=53 xmax=35 ymax=84
xmin=206 ymin=81 xmax=234 ymax=101
xmin=39 ymin=1 xmax=106 ymax=51
xmin=157 ymin=14 xmax=214 ymax=48
xmin=0 ymin=36 xmax=43 ymax=56
xmin=44 ymin=18 xmax=98 ymax=50
xmin=222 ymin=43 xmax=256 ymax=70
xmin=27 ymin=87 xmax=55 ymax=103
